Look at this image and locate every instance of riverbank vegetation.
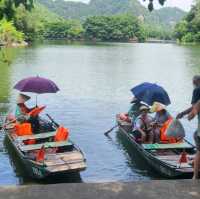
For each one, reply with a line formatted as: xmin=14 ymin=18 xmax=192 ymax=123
xmin=174 ymin=0 xmax=200 ymax=43
xmin=0 ymin=0 xmax=194 ymax=46
xmin=83 ymin=15 xmax=146 ymax=42
xmin=0 ymin=19 xmax=24 ymax=46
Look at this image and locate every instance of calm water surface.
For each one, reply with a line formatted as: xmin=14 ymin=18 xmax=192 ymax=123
xmin=0 ymin=42 xmax=200 ymax=185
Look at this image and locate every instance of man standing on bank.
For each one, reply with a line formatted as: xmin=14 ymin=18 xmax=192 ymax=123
xmin=177 ymin=75 xmax=200 ymax=179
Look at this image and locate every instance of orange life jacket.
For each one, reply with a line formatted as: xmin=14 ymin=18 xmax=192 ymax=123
xmin=54 ymin=126 xmax=69 ymax=142
xmin=15 ymin=123 xmax=32 ymax=136
xmin=160 ymin=117 xmax=177 ymax=143
xmin=15 ymin=123 xmax=36 ymax=145
xmin=28 ymin=106 xmax=46 ymax=117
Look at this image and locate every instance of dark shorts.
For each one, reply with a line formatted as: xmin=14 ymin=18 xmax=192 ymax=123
xmin=194 ymin=131 xmax=200 ymax=151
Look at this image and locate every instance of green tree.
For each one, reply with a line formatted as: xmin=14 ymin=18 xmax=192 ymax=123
xmin=0 ymin=19 xmax=24 ymax=46
xmin=44 ymin=20 xmax=84 ymax=40
xmin=174 ymin=0 xmax=200 ymax=43
xmin=174 ymin=20 xmax=188 ymax=41
xmin=83 ymin=14 xmax=147 ymax=42
xmin=14 ymin=4 xmax=62 ymax=41
xmin=0 ymin=0 xmax=34 ymax=20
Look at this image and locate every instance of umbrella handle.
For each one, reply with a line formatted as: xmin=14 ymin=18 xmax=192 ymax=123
xmin=36 ymin=95 xmax=37 ymax=106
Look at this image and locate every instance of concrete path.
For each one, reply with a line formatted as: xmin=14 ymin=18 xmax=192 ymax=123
xmin=0 ymin=180 xmax=199 ymax=199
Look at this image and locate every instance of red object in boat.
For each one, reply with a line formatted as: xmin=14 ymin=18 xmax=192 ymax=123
xmin=36 ymin=145 xmax=45 ymax=162
xmin=179 ymin=151 xmax=188 ymax=164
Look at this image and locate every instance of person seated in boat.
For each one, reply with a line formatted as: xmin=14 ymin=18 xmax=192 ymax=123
xmin=149 ymin=102 xmax=172 ymax=143
xmin=133 ymin=105 xmax=153 ymax=143
xmin=15 ymin=93 xmax=32 ymax=117
xmin=118 ymin=98 xmax=142 ymax=123
xmin=128 ymin=97 xmax=143 ymax=123
xmin=15 ymin=94 xmax=40 ymax=133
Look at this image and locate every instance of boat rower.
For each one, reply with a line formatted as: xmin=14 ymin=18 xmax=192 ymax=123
xmin=133 ymin=105 xmax=153 ymax=143
xmin=15 ymin=93 xmax=32 ymax=117
xmin=128 ymin=97 xmax=143 ymax=123
xmin=15 ymin=93 xmax=42 ymax=134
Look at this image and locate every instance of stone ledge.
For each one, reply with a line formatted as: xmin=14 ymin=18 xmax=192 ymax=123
xmin=0 ymin=180 xmax=199 ymax=199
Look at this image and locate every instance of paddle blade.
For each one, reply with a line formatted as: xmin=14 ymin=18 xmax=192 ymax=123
xmin=104 ymin=125 xmax=118 ymax=136
xmin=36 ymin=145 xmax=45 ymax=162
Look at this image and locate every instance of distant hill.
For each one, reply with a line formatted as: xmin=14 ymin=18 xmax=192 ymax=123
xmin=38 ymin=0 xmax=186 ymax=29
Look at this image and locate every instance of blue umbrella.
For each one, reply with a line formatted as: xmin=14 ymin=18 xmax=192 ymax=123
xmin=131 ymin=82 xmax=171 ymax=106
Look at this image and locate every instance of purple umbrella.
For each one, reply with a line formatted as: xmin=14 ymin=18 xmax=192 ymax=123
xmin=14 ymin=76 xmax=59 ymax=105
xmin=14 ymin=76 xmax=59 ymax=94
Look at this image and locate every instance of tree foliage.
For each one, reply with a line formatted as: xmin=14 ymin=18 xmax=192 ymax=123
xmin=0 ymin=19 xmax=24 ymax=45
xmin=38 ymin=0 xmax=185 ymax=31
xmin=83 ymin=14 xmax=147 ymax=42
xmin=12 ymin=4 xmax=84 ymax=41
xmin=13 ymin=4 xmax=61 ymax=41
xmin=0 ymin=0 xmax=34 ymax=20
xmin=174 ymin=0 xmax=200 ymax=43
xmin=44 ymin=20 xmax=84 ymax=40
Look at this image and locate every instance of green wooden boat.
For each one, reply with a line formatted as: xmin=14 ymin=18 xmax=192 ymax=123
xmin=3 ymin=118 xmax=86 ymax=180
xmin=116 ymin=114 xmax=197 ymax=178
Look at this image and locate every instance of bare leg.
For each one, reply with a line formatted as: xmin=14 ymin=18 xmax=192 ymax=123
xmin=154 ymin=128 xmax=160 ymax=143
xmin=193 ymin=150 xmax=200 ymax=179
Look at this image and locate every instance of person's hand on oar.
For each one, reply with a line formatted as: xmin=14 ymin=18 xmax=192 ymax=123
xmin=104 ymin=124 xmax=118 ymax=136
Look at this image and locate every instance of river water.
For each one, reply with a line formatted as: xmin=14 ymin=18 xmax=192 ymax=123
xmin=0 ymin=41 xmax=200 ymax=185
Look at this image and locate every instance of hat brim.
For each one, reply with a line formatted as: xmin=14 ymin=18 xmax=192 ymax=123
xmin=17 ymin=93 xmax=31 ymax=104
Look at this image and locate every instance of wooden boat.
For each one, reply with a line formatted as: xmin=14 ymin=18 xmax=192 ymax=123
xmin=116 ymin=114 xmax=197 ymax=178
xmin=3 ymin=117 xmax=86 ymax=180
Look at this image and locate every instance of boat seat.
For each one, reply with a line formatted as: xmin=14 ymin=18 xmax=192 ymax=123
xmin=15 ymin=131 xmax=56 ymax=141
xmin=19 ymin=141 xmax=72 ymax=152
xmin=142 ymin=142 xmax=194 ymax=150
xmin=157 ymin=154 xmax=195 ymax=161
xmin=156 ymin=155 xmax=194 ymax=168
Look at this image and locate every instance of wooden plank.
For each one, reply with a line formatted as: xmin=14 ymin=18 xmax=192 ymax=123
xmin=19 ymin=141 xmax=72 ymax=152
xmin=47 ymin=162 xmax=86 ymax=172
xmin=157 ymin=155 xmax=195 ymax=161
xmin=16 ymin=131 xmax=56 ymax=141
xmin=177 ymin=167 xmax=193 ymax=172
xmin=142 ymin=142 xmax=193 ymax=150
xmin=45 ymin=159 xmax=65 ymax=166
xmin=47 ymin=151 xmax=83 ymax=161
xmin=156 ymin=155 xmax=193 ymax=168
xmin=45 ymin=159 xmax=84 ymax=166
xmin=44 ymin=151 xmax=84 ymax=166
xmin=62 ymin=153 xmax=83 ymax=162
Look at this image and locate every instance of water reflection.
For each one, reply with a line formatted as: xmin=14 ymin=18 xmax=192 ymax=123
xmin=0 ymin=42 xmax=200 ymax=185
xmin=115 ymin=130 xmax=162 ymax=180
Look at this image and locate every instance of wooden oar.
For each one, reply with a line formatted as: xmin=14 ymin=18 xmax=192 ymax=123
xmin=104 ymin=124 xmax=118 ymax=136
xmin=46 ymin=114 xmax=60 ymax=128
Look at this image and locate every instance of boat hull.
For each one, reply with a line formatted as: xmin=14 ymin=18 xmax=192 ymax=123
xmin=117 ymin=118 xmax=195 ymax=178
xmin=5 ymin=132 xmax=85 ymax=180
